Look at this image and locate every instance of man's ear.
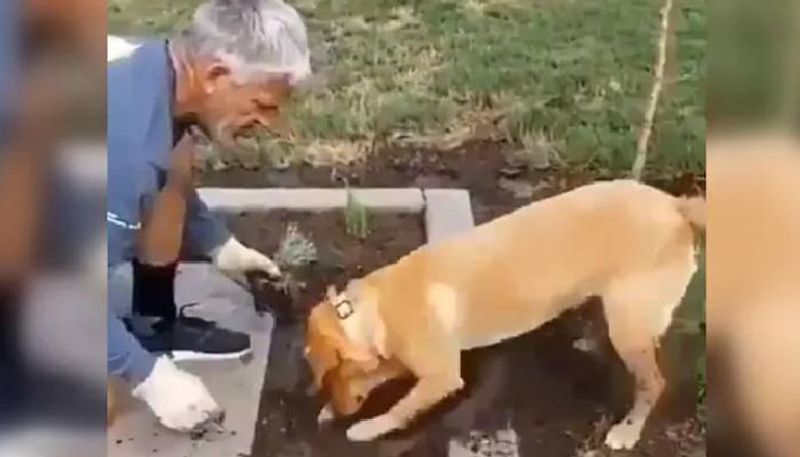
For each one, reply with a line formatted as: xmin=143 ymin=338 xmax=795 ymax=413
xmin=202 ymin=62 xmax=232 ymax=93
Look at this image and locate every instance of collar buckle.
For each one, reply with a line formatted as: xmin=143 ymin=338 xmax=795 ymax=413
xmin=333 ymin=297 xmax=355 ymax=320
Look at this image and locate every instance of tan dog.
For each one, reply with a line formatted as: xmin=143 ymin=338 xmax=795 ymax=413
xmin=305 ymin=179 xmax=704 ymax=450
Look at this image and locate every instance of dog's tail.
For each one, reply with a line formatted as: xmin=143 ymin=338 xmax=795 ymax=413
xmin=676 ymin=195 xmax=706 ymax=231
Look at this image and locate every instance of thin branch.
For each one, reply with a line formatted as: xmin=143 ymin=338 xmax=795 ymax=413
xmin=631 ymin=0 xmax=675 ymax=180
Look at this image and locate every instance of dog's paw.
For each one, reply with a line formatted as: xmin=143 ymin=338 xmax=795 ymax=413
xmin=317 ymin=404 xmax=335 ymax=425
xmin=604 ymin=421 xmax=642 ymax=450
xmin=346 ymin=415 xmax=401 ymax=441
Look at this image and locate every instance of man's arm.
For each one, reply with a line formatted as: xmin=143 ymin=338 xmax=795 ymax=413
xmin=183 ymin=187 xmax=230 ymax=258
xmin=185 ymin=187 xmax=281 ymax=278
xmin=175 ymin=134 xmax=279 ymax=277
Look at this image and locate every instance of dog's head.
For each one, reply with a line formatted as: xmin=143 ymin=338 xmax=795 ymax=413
xmin=305 ymin=285 xmax=380 ymax=416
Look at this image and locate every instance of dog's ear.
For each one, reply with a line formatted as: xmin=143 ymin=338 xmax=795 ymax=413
xmin=306 ymin=306 xmax=341 ymax=390
xmin=310 ymin=341 xmax=341 ymax=390
xmin=306 ymin=318 xmax=342 ymax=389
xmin=337 ymin=342 xmax=380 ymax=372
xmin=319 ymin=317 xmax=380 ymax=372
xmin=317 ymin=303 xmax=380 ymax=370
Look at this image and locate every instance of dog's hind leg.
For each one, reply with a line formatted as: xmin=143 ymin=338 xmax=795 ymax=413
xmin=602 ymin=311 xmax=665 ymax=451
xmin=601 ymin=263 xmax=694 ymax=450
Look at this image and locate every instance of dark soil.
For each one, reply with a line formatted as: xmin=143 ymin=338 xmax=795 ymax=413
xmin=212 ymin=140 xmax=706 ymax=457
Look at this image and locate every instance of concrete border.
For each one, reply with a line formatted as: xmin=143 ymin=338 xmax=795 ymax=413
xmin=198 ymin=187 xmax=476 ymax=242
xmin=198 ymin=188 xmax=424 ymax=213
xmin=423 ymin=189 xmax=476 ymax=243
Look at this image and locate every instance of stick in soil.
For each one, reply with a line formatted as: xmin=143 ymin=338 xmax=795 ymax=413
xmin=631 ymin=0 xmax=675 ymax=181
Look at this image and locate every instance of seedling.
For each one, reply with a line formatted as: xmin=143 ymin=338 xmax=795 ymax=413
xmin=274 ymin=222 xmax=318 ymax=270
xmin=511 ymin=129 xmax=564 ymax=171
xmin=272 ymin=223 xmax=318 ymax=297
xmin=249 ymin=223 xmax=317 ymax=320
xmin=345 ymin=189 xmax=370 ymax=240
xmin=331 ymin=168 xmax=371 ymax=240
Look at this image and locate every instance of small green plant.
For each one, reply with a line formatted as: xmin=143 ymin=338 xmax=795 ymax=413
xmin=272 ymin=223 xmax=318 ymax=298
xmin=274 ymin=223 xmax=318 ymax=269
xmin=345 ymin=189 xmax=370 ymax=240
xmin=511 ymin=129 xmax=564 ymax=171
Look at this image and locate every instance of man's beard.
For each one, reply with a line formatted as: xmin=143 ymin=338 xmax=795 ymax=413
xmin=205 ymin=122 xmax=263 ymax=164
xmin=209 ymin=122 xmax=238 ymax=151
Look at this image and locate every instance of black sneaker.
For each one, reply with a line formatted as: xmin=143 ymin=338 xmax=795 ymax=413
xmin=128 ymin=305 xmax=252 ymax=362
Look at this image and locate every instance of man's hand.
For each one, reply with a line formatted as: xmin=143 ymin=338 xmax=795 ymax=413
xmin=212 ymin=236 xmax=282 ymax=279
xmin=132 ymin=356 xmax=224 ymax=433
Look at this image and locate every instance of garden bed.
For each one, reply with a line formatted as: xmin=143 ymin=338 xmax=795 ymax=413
xmin=225 ymin=210 xmax=426 ymax=316
xmin=225 ymin=207 xmax=703 ymax=457
xmin=201 ymin=140 xmax=704 ymax=225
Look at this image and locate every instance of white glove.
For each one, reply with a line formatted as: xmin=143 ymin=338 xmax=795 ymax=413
xmin=132 ymin=356 xmax=223 ymax=432
xmin=212 ymin=236 xmax=281 ymax=278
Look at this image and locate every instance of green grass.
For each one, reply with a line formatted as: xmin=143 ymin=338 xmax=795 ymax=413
xmin=108 ymin=0 xmax=196 ymax=35
xmin=109 ymin=0 xmax=706 ymax=174
xmin=649 ymin=0 xmax=706 ymax=174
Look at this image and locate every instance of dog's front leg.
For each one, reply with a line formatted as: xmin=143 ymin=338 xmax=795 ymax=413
xmin=346 ymin=373 xmax=464 ymax=441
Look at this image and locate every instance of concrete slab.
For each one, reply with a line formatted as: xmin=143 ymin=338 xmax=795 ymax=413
xmin=108 ymin=264 xmax=273 ymax=457
xmin=423 ymin=189 xmax=476 ymax=244
xmin=198 ymin=188 xmax=424 ymax=213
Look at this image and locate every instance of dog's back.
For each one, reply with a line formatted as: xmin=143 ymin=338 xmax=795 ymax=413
xmin=368 ymin=179 xmax=701 ymax=348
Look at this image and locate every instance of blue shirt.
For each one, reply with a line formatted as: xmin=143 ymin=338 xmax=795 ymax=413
xmin=107 ymin=38 xmax=228 ymax=267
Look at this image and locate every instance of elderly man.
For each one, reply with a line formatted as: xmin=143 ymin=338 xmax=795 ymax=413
xmin=107 ymin=0 xmax=310 ymax=432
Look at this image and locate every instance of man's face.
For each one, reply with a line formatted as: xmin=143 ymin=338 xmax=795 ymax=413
xmin=195 ymin=63 xmax=290 ymax=150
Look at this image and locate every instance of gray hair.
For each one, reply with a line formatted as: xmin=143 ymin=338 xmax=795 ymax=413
xmin=180 ymin=0 xmax=311 ymax=85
